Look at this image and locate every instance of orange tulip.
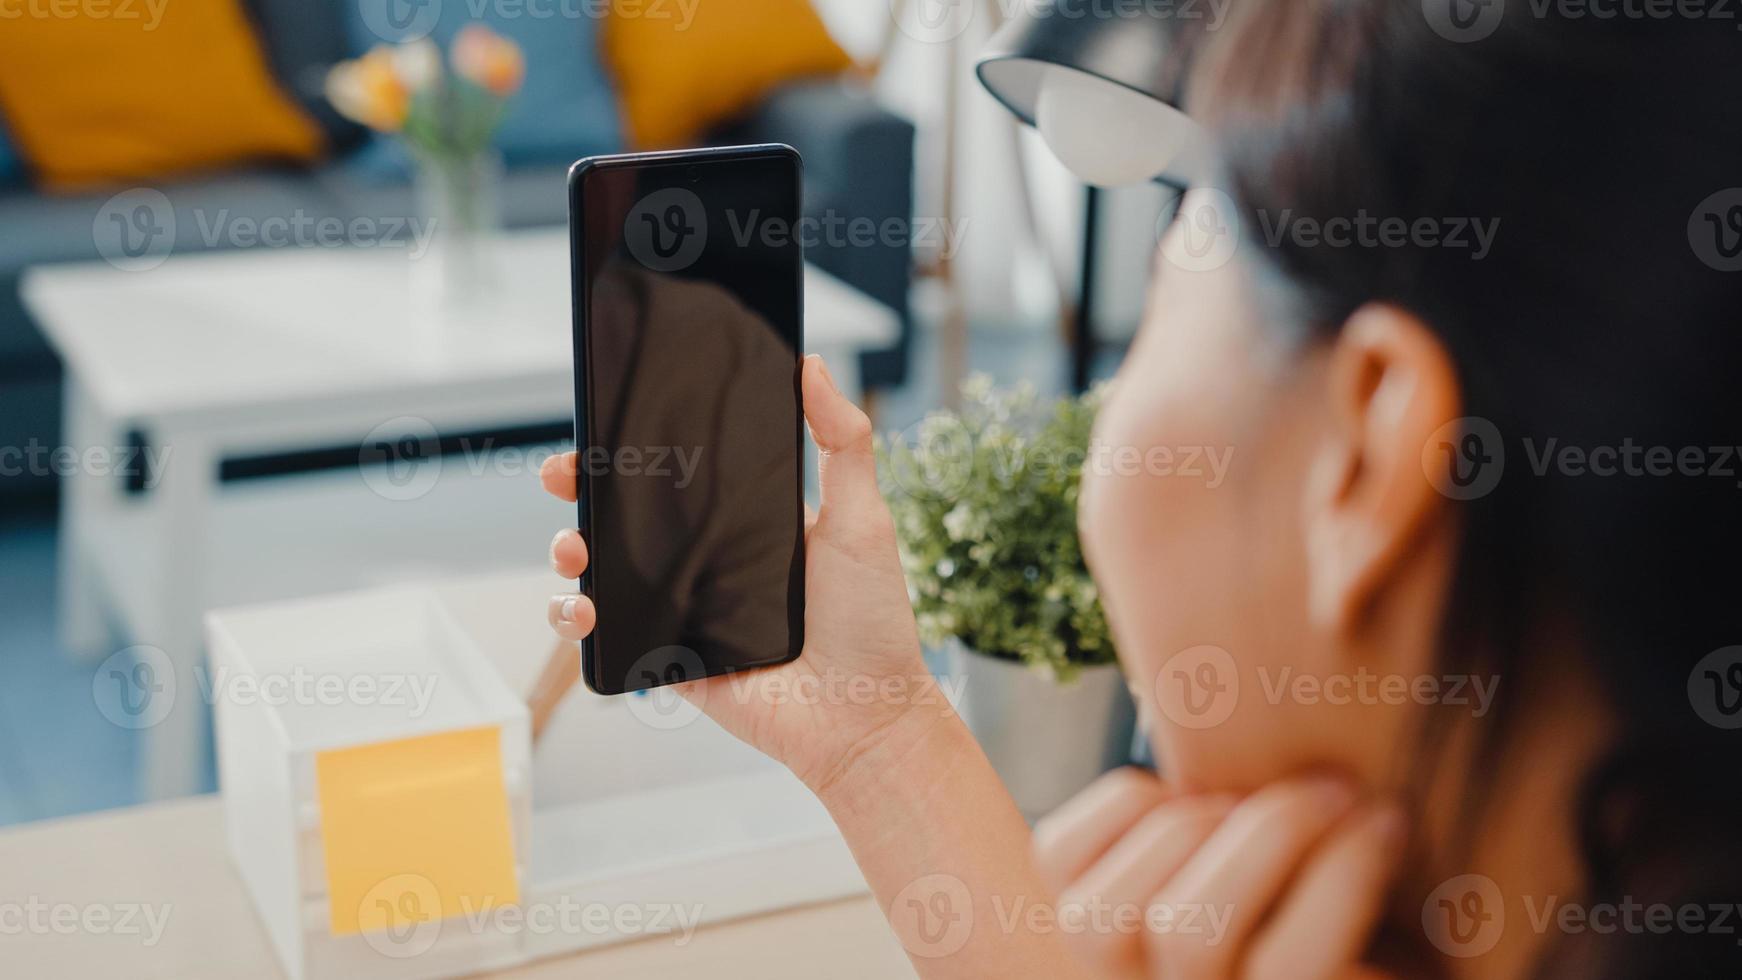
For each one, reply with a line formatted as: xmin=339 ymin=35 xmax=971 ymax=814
xmin=452 ymin=25 xmax=525 ymax=98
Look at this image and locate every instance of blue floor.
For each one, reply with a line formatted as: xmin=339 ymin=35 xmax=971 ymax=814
xmin=0 ymin=505 xmax=144 ymax=825
xmin=0 ymin=321 xmax=1122 ymax=829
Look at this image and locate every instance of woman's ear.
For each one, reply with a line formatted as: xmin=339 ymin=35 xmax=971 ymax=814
xmin=1303 ymin=304 xmax=1461 ymax=634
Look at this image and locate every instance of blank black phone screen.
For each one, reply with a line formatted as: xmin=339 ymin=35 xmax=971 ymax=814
xmin=570 ymin=146 xmax=804 ymax=695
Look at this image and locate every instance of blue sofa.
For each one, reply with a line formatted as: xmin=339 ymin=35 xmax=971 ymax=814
xmin=0 ymin=0 xmax=915 ymax=499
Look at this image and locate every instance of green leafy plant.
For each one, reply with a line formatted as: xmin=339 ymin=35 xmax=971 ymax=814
xmin=879 ymin=376 xmax=1116 ymax=681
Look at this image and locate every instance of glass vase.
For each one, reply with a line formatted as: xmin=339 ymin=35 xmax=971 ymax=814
xmin=411 ymin=147 xmax=503 ymax=314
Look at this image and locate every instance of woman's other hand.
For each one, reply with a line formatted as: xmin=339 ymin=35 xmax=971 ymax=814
xmin=1034 ymin=768 xmax=1405 ymax=980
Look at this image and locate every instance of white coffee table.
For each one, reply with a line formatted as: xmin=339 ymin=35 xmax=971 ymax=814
xmin=22 ymin=229 xmax=900 ymax=800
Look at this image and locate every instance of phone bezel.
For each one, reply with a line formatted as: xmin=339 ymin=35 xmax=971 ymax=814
xmin=566 ymin=144 xmax=806 ymax=695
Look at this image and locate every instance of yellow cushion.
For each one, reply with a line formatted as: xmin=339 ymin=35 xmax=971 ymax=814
xmin=605 ymin=0 xmax=853 ymax=149
xmin=0 ymin=0 xmax=323 ymax=192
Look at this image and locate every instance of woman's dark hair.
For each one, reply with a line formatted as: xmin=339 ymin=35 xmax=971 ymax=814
xmin=1185 ymin=2 xmax=1742 ymax=976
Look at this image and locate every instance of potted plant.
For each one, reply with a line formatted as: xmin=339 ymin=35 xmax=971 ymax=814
xmin=880 ymin=376 xmax=1135 ymax=817
xmin=326 ymin=27 xmax=525 ymax=309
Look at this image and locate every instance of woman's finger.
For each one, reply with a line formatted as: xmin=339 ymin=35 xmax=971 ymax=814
xmin=1239 ymin=804 xmax=1406 ymax=980
xmin=550 ymin=528 xmax=589 ymax=579
xmin=802 ymin=355 xmax=880 ymax=517
xmin=540 ymin=451 xmax=579 ymax=502
xmin=1143 ymin=776 xmax=1360 ymax=979
xmin=1054 ymin=795 xmax=1235 ymax=979
xmin=546 ymin=592 xmax=596 ymax=640
xmin=1033 ymin=767 xmax=1171 ymax=895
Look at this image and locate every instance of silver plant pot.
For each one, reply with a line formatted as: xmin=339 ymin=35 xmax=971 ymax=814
xmin=944 ymin=639 xmax=1137 ymax=820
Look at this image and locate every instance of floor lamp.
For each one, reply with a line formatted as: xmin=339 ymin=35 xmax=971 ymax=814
xmin=975 ymin=2 xmax=1210 ymax=390
xmin=867 ymin=0 xmax=1084 ymax=402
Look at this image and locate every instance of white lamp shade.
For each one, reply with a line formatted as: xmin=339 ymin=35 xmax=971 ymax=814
xmin=1033 ymin=64 xmax=1206 ymax=188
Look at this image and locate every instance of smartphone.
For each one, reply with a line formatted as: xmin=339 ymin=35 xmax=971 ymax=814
xmin=567 ymin=144 xmax=806 ymax=695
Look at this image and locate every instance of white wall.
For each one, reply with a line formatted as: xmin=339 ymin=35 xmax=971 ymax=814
xmin=813 ymin=1 xmax=1167 ymax=339
xmin=815 ymin=0 xmax=1077 ymax=329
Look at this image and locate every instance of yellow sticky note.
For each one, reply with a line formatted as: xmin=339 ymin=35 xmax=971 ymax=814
xmin=315 ymin=725 xmax=519 ymax=937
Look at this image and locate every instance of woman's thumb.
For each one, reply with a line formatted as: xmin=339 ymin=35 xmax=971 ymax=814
xmin=802 ymin=355 xmax=883 ymax=514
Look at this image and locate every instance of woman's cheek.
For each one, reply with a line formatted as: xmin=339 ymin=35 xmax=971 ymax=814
xmin=1077 ymin=417 xmax=1118 ymax=585
xmin=1078 ymin=399 xmax=1143 ymax=613
xmin=1079 ymin=394 xmax=1177 ymax=691
xmin=1078 ymin=374 xmax=1265 ymax=786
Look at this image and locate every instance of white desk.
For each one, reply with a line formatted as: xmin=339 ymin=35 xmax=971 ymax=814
xmin=0 ymin=797 xmax=916 ymax=979
xmin=21 ymin=230 xmax=901 ymax=799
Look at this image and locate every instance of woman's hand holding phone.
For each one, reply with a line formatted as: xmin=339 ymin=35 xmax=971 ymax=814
xmin=541 ymin=354 xmax=953 ymax=795
xmin=543 ymin=354 xmax=1093 ymax=980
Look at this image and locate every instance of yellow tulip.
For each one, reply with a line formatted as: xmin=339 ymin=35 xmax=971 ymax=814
xmin=325 ymin=47 xmax=410 ymax=132
xmin=392 ymin=38 xmax=441 ymax=93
